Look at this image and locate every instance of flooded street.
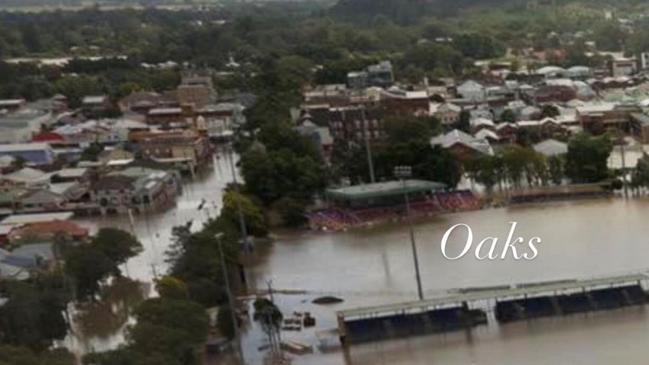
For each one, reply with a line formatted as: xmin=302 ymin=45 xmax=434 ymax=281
xmin=62 ymin=152 xmax=237 ymax=355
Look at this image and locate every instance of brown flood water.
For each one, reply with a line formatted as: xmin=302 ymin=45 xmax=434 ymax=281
xmin=61 ymin=153 xmax=649 ymax=364
xmin=244 ymin=197 xmax=649 ymax=365
xmin=61 ymin=153 xmax=234 ymax=355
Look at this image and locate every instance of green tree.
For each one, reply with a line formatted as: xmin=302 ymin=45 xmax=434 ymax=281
xmin=0 ymin=346 xmax=74 ymax=365
xmin=80 ymin=143 xmax=104 ymax=162
xmin=383 ymin=115 xmax=440 ymax=144
xmin=221 ymin=190 xmax=268 ymax=237
xmin=467 ymin=155 xmax=499 ymax=195
xmin=0 ymin=281 xmax=68 ymax=349
xmin=540 ymin=104 xmax=560 ymax=119
xmin=631 ymin=153 xmax=649 ymax=192
xmin=156 ymin=276 xmax=189 ymax=300
xmin=64 ymin=246 xmax=115 ymax=300
xmin=92 ymin=228 xmax=143 ymax=273
xmin=85 ymin=298 xmax=210 ymax=365
xmin=548 ymin=155 xmax=565 ymax=185
xmin=566 ymin=133 xmax=613 ymax=183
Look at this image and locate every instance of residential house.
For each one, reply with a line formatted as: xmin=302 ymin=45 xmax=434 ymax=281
xmin=474 ymin=128 xmax=501 ymax=143
xmin=8 ymin=220 xmax=89 ymax=243
xmin=15 ymin=182 xmax=88 ymax=213
xmin=0 ymin=143 xmax=55 ymax=166
xmin=577 ymin=102 xmax=641 ymax=134
xmin=533 ymin=139 xmax=568 ymax=157
xmin=51 ymin=168 xmax=91 ymax=184
xmin=0 ymin=168 xmax=51 ymax=191
xmin=380 ymin=89 xmax=430 ymax=116
xmin=495 ymin=122 xmax=519 ymax=143
xmin=92 ymin=167 xmax=180 ymax=214
xmin=137 ymin=130 xmax=211 ymax=171
xmin=82 ymin=95 xmax=112 ymax=116
xmin=0 ymin=99 xmax=26 ymax=112
xmin=631 ymin=113 xmax=649 ymax=143
xmin=194 ymin=102 xmax=246 ymax=140
xmin=456 ymin=80 xmax=486 ymax=103
xmin=97 ymin=147 xmax=135 ymax=165
xmin=118 ymin=91 xmax=166 ymax=115
xmin=610 ymin=55 xmax=637 ymax=77
xmin=0 ymin=243 xmax=57 ymax=280
xmin=470 ymin=117 xmax=496 ymax=133
xmin=177 ymin=70 xmax=216 ymax=108
xmin=0 ymin=102 xmax=56 ymax=144
xmin=430 ymin=102 xmax=461 ymax=125
xmin=430 ymin=129 xmax=494 ymax=162
xmin=146 ymin=106 xmax=194 ymax=127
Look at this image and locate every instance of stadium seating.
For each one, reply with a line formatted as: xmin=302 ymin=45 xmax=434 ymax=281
xmin=308 ymin=190 xmax=482 ymax=231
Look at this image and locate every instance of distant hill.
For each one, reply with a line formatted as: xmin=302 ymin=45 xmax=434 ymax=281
xmin=330 ymin=0 xmax=540 ymax=22
xmin=0 ymin=0 xmax=184 ymax=8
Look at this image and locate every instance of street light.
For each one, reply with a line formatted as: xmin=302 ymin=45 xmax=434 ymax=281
xmin=394 ymin=165 xmax=424 ymax=301
xmin=216 ymin=232 xmax=245 ymax=365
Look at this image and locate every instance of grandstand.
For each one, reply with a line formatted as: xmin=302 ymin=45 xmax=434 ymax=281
xmin=343 ymin=305 xmax=487 ymax=344
xmin=337 ymin=273 xmax=649 ymax=344
xmin=308 ymin=180 xmax=483 ymax=231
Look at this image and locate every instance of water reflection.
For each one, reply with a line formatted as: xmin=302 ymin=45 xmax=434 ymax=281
xmin=74 ymin=278 xmax=147 ymax=339
xmin=62 ymin=278 xmax=149 ymax=356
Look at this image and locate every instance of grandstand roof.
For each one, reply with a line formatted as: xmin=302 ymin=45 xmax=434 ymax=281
xmin=338 ymin=272 xmax=649 ymax=320
xmin=326 ymin=180 xmax=446 ymax=201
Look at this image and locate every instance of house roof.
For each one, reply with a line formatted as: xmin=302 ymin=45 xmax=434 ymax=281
xmin=537 ymin=66 xmax=566 ymax=75
xmin=148 ymin=107 xmax=183 ymax=116
xmin=82 ymin=95 xmax=108 ymax=105
xmin=457 ymin=80 xmax=484 ymax=90
xmin=475 ymin=129 xmax=500 ymax=140
xmin=0 ymin=261 xmax=29 ymax=280
xmin=1 ymin=212 xmax=74 ymax=226
xmin=326 ymin=180 xmax=446 ymax=201
xmin=32 ymin=132 xmax=65 ymax=142
xmin=54 ymin=168 xmax=88 ymax=179
xmin=48 ymin=182 xmax=79 ymax=195
xmin=0 ymin=142 xmax=51 ymax=153
xmin=0 ymin=155 xmax=15 ymax=168
xmin=8 ymin=243 xmax=55 ymax=267
xmin=9 ymin=220 xmax=88 ymax=241
xmin=470 ymin=117 xmax=495 ymax=128
xmin=496 ymin=122 xmax=519 ymax=131
xmin=576 ymin=103 xmax=616 ymax=114
xmin=431 ymin=129 xmax=494 ymax=156
xmin=533 ymin=139 xmax=568 ymax=157
xmin=3 ymin=167 xmax=50 ymax=183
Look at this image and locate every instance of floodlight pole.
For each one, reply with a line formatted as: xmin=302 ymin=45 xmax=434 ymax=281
xmin=394 ymin=166 xmax=424 ymax=301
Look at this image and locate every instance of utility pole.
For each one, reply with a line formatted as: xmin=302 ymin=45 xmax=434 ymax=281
xmin=217 ymin=233 xmax=245 ymax=365
xmin=227 ymin=144 xmax=252 ymax=252
xmin=394 ymin=165 xmax=424 ymax=301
